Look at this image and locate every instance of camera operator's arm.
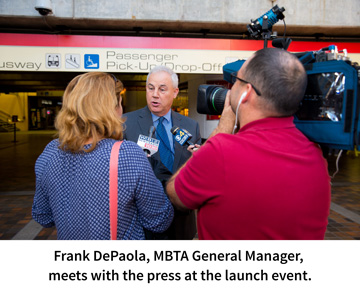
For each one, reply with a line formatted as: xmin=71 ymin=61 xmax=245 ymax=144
xmin=208 ymin=90 xmax=236 ymax=139
xmin=166 ymin=163 xmax=190 ymax=211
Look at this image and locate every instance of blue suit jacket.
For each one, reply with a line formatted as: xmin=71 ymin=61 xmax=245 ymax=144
xmin=123 ymin=106 xmax=201 ymax=174
xmin=122 ymin=106 xmax=201 ymax=239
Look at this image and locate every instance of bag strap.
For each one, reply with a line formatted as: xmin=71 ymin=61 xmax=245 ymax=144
xmin=109 ymin=140 xmax=123 ymax=240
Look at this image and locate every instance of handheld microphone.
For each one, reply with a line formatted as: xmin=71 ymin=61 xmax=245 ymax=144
xmin=149 ymin=125 xmax=155 ymax=138
xmin=137 ymin=126 xmax=160 ymax=156
xmin=170 ymin=126 xmax=195 ymax=147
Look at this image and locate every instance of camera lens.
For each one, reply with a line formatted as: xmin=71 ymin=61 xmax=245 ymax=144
xmin=209 ymin=87 xmax=228 ymax=114
xmin=197 ymin=85 xmax=229 ymax=115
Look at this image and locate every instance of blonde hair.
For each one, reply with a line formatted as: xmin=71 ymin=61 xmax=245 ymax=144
xmin=55 ymin=72 xmax=124 ymax=153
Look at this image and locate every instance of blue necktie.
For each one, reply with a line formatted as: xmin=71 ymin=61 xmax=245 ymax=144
xmin=156 ymin=117 xmax=173 ymax=172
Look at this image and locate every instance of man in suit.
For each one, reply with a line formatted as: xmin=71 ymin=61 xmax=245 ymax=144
xmin=123 ymin=65 xmax=201 ymax=240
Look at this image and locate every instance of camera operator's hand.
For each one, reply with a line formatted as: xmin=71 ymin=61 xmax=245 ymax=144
xmin=187 ymin=144 xmax=201 ymax=153
xmin=209 ymin=90 xmax=236 ymax=138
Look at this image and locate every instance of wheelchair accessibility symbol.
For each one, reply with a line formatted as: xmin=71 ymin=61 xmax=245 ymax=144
xmin=84 ymin=54 xmax=99 ymax=69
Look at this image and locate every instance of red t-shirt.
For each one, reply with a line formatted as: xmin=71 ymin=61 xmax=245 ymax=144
xmin=175 ymin=117 xmax=331 ymax=240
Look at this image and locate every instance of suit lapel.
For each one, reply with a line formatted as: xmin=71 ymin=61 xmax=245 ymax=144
xmin=137 ymin=106 xmax=153 ymax=136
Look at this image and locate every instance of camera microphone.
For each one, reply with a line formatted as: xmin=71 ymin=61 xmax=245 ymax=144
xmin=137 ymin=126 xmax=160 ymax=156
xmin=171 ymin=126 xmax=196 ymax=148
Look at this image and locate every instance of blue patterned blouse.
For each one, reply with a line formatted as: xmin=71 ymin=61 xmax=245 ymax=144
xmin=32 ymin=139 xmax=174 ymax=240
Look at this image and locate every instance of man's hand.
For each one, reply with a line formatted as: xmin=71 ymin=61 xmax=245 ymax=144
xmin=187 ymin=144 xmax=201 ymax=153
xmin=209 ymin=90 xmax=236 ymax=138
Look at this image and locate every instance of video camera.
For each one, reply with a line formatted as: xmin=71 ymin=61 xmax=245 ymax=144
xmin=197 ymin=6 xmax=360 ymax=151
xmin=197 ymin=5 xmax=287 ymax=116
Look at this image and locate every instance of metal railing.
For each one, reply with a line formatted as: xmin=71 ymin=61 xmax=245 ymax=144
xmin=0 ymin=110 xmax=11 ymax=120
xmin=0 ymin=110 xmax=21 ymax=132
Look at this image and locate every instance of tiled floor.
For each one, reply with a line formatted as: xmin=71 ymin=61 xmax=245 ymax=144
xmin=0 ymin=131 xmax=359 ymax=240
xmin=326 ymin=209 xmax=360 ymax=240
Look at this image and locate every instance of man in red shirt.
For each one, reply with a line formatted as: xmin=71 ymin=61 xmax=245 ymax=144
xmin=166 ymin=48 xmax=331 ymax=240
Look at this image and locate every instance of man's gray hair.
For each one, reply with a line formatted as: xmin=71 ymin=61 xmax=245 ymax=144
xmin=146 ymin=65 xmax=179 ymax=88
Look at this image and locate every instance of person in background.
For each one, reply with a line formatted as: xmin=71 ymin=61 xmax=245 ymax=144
xmin=123 ymin=65 xmax=201 ymax=240
xmin=32 ymin=72 xmax=173 ymax=240
xmin=166 ymin=48 xmax=331 ymax=240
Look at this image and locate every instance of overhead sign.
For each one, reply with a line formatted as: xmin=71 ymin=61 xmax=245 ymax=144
xmin=0 ymin=46 xmax=251 ymax=74
xmin=1 ymin=33 xmax=360 ymax=73
xmin=65 ymin=54 xmax=80 ymax=69
xmin=84 ymin=54 xmax=99 ymax=69
xmin=46 ymin=54 xmax=60 ymax=69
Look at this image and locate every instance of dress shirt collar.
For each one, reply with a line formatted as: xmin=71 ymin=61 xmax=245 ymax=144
xmin=151 ymin=109 xmax=172 ymax=124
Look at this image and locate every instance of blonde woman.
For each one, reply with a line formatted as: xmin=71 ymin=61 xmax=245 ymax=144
xmin=32 ymin=72 xmax=174 ymax=239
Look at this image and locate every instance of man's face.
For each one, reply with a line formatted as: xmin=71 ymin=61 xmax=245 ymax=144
xmin=230 ymin=68 xmax=245 ymax=113
xmin=229 ymin=57 xmax=252 ymax=113
xmin=146 ymin=71 xmax=179 ymax=117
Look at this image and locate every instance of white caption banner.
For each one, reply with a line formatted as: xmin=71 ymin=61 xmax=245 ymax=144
xmin=0 ymin=240 xmax=359 ymax=292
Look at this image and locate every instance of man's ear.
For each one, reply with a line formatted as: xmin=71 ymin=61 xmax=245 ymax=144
xmin=173 ymin=88 xmax=179 ymax=99
xmin=239 ymin=91 xmax=248 ymax=104
xmin=241 ymin=83 xmax=253 ymax=103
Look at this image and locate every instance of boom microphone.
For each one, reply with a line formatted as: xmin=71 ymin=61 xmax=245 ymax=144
xmin=137 ymin=126 xmax=160 ymax=156
xmin=170 ymin=126 xmax=195 ymax=147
